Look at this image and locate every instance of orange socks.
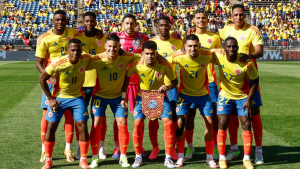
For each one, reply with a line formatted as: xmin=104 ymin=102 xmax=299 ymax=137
xmin=163 ymin=121 xmax=173 ymax=155
xmin=64 ymin=110 xmax=74 ymax=144
xmin=228 ymin=115 xmax=239 ymax=145
xmin=113 ymin=119 xmax=119 ymax=146
xmin=252 ymin=114 xmax=263 ymax=146
xmin=185 ymin=130 xmax=193 ymax=144
xmin=242 ymin=131 xmax=253 ymax=155
xmin=118 ymin=125 xmax=129 ymax=155
xmin=41 ymin=110 xmax=47 ymax=144
xmin=44 ymin=141 xmax=55 ymax=159
xmin=101 ymin=116 xmax=107 ymax=141
xmin=217 ymin=129 xmax=227 ymax=155
xmin=90 ymin=125 xmax=101 ymax=155
xmin=133 ymin=121 xmax=144 ymax=154
xmin=79 ymin=141 xmax=89 ymax=158
xmin=205 ymin=141 xmax=214 ymax=155
xmin=177 ymin=140 xmax=185 ymax=154
xmin=149 ymin=119 xmax=159 ymax=147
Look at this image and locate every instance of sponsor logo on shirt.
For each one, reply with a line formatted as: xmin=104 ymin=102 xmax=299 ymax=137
xmin=102 ymin=66 xmax=108 ymax=70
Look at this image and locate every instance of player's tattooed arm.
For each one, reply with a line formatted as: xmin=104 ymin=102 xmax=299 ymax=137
xmin=243 ymin=77 xmax=259 ymax=118
xmin=158 ymin=78 xmax=178 ymax=93
xmin=121 ymin=76 xmax=131 ymax=109
xmin=36 ymin=57 xmax=57 ymax=89
xmin=39 ymin=70 xmax=60 ymax=112
xmin=239 ymin=44 xmax=264 ymax=63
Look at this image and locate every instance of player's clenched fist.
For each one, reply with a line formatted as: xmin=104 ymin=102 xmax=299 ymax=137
xmin=49 ymin=99 xmax=60 ymax=112
xmin=158 ymin=85 xmax=170 ymax=93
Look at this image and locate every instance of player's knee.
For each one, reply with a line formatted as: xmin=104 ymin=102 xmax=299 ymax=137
xmin=46 ymin=122 xmax=58 ymax=133
xmin=93 ymin=117 xmax=102 ymax=126
xmin=176 ymin=115 xmax=185 ymax=137
xmin=116 ymin=117 xmax=127 ymax=126
xmin=240 ymin=118 xmax=251 ymax=131
xmin=218 ymin=118 xmax=228 ymax=130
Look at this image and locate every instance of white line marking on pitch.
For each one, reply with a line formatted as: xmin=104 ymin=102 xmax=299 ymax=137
xmin=0 ymin=61 xmax=22 ymax=66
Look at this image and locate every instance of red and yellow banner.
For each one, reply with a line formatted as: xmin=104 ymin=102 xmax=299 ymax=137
xmin=141 ymin=90 xmax=164 ymax=120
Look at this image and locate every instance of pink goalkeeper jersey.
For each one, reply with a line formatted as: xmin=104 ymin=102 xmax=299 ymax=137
xmin=110 ymin=31 xmax=150 ymax=84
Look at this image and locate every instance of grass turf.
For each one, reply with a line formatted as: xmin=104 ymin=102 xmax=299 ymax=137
xmin=0 ymin=61 xmax=300 ymax=169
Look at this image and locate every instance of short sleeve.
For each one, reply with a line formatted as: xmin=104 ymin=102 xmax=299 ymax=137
xmin=164 ymin=64 xmax=176 ymax=81
xmin=251 ymin=29 xmax=264 ymax=46
xmin=45 ymin=63 xmax=57 ymax=75
xmin=86 ymin=54 xmax=101 ymax=70
xmin=126 ymin=63 xmax=136 ymax=77
xmin=36 ymin=37 xmax=46 ymax=58
xmin=214 ymin=35 xmax=222 ymax=48
xmin=219 ymin=27 xmax=227 ymax=41
xmin=246 ymin=61 xmax=259 ymax=80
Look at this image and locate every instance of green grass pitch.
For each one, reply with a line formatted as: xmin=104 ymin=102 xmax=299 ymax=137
xmin=0 ymin=61 xmax=300 ymax=169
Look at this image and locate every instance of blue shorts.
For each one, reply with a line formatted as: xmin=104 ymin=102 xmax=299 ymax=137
xmin=40 ymin=83 xmax=53 ymax=109
xmin=46 ymin=96 xmax=89 ymax=123
xmin=209 ymin=82 xmax=219 ymax=106
xmin=249 ymin=79 xmax=263 ymax=107
xmin=82 ymin=87 xmax=94 ymax=106
xmin=216 ymin=95 xmax=248 ymax=116
xmin=91 ymin=95 xmax=128 ymax=118
xmin=166 ymin=87 xmax=178 ymax=112
xmin=176 ymin=93 xmax=213 ymax=116
xmin=133 ymin=95 xmax=172 ymax=119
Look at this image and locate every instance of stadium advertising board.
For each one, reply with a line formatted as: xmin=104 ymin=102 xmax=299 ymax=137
xmin=258 ymin=51 xmax=300 ymax=61
xmin=0 ymin=51 xmax=36 ymax=61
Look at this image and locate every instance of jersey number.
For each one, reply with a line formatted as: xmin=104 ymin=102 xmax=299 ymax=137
xmin=190 ymin=71 xmax=198 ymax=78
xmin=224 ymin=72 xmax=233 ymax=81
xmin=60 ymin=46 xmax=67 ymax=55
xmin=72 ymin=76 xmax=77 ymax=84
xmin=110 ymin=73 xmax=117 ymax=81
xmin=149 ymin=79 xmax=153 ymax=87
xmin=163 ymin=53 xmax=168 ymax=58
xmin=93 ymin=99 xmax=101 ymax=108
xmin=176 ymin=97 xmax=185 ymax=107
xmin=89 ymin=49 xmax=96 ymax=55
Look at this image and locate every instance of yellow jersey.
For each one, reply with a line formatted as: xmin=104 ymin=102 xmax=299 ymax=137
xmin=127 ymin=57 xmax=176 ymax=97
xmin=45 ymin=54 xmax=92 ymax=98
xmin=168 ymin=49 xmax=215 ymax=97
xmin=36 ymin=28 xmax=79 ymax=66
xmin=150 ymin=36 xmax=183 ymax=86
xmin=219 ymin=23 xmax=263 ymax=69
xmin=87 ymin=52 xmax=140 ymax=99
xmin=194 ymin=31 xmax=222 ymax=84
xmin=212 ymin=49 xmax=259 ymax=100
xmin=75 ymin=33 xmax=108 ymax=87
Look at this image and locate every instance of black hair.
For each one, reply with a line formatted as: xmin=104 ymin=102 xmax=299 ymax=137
xmin=185 ymin=34 xmax=199 ymax=43
xmin=193 ymin=8 xmax=208 ymax=18
xmin=122 ymin=14 xmax=136 ymax=23
xmin=68 ymin=39 xmax=82 ymax=46
xmin=106 ymin=34 xmax=120 ymax=43
xmin=54 ymin=10 xmax=66 ymax=16
xmin=158 ymin=15 xmax=171 ymax=24
xmin=142 ymin=40 xmax=157 ymax=51
xmin=83 ymin=12 xmax=96 ymax=20
xmin=232 ymin=4 xmax=245 ymax=13
xmin=224 ymin=37 xmax=238 ymax=44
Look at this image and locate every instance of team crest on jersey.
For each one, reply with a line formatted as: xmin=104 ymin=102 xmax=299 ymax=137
xmin=200 ymin=62 xmax=206 ymax=68
xmin=171 ymin=45 xmax=176 ymax=51
xmin=120 ymin=39 xmax=125 ymax=45
xmin=240 ymin=35 xmax=246 ymax=41
xmin=92 ymin=108 xmax=96 ymax=114
xmin=79 ymin=66 xmax=85 ymax=73
xmin=218 ymin=106 xmax=223 ymax=111
xmin=118 ymin=63 xmax=124 ymax=69
xmin=45 ymin=100 xmax=49 ymax=105
xmin=97 ymin=40 xmax=102 ymax=46
xmin=48 ymin=112 xmax=53 ymax=117
xmin=156 ymin=72 xmax=162 ymax=78
xmin=134 ymin=111 xmax=137 ymax=116
xmin=207 ymin=38 xmax=213 ymax=44
xmin=135 ymin=39 xmax=141 ymax=45
xmin=67 ymin=36 xmax=71 ymax=41
xmin=234 ymin=69 xmax=241 ymax=75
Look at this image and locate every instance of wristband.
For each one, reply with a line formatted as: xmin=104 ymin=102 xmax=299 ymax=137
xmin=122 ymin=92 xmax=126 ymax=98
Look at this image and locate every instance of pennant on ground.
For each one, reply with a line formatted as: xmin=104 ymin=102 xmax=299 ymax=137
xmin=141 ymin=90 xmax=164 ymax=120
